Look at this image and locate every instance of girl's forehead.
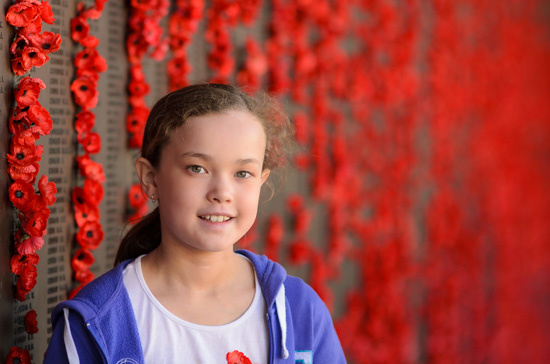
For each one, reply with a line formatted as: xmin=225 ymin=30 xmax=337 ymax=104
xmin=172 ymin=110 xmax=265 ymax=140
xmin=166 ymin=110 xmax=267 ymax=154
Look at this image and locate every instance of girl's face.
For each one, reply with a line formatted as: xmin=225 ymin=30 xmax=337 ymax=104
xmin=152 ymin=110 xmax=270 ymax=254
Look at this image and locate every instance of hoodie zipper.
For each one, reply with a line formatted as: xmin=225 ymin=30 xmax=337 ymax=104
xmin=267 ymin=312 xmax=275 ymax=364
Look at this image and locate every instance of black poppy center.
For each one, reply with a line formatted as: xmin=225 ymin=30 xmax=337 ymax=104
xmin=86 ymin=231 xmax=94 ymax=238
xmin=80 ymin=85 xmax=88 ymax=91
xmin=42 ymin=43 xmax=51 ymax=50
xmin=76 ymin=25 xmax=83 ymax=32
xmin=16 ymin=153 xmax=25 ymax=160
xmin=15 ymin=191 xmax=23 ymax=198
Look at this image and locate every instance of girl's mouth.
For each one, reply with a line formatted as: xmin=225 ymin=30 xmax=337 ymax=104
xmin=199 ymin=215 xmax=232 ymax=222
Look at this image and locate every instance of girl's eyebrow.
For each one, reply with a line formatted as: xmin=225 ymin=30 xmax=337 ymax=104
xmin=181 ymin=152 xmax=261 ymax=166
xmin=180 ymin=152 xmax=212 ymax=161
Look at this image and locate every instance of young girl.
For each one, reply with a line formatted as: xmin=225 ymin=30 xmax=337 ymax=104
xmin=44 ymin=83 xmax=346 ymax=364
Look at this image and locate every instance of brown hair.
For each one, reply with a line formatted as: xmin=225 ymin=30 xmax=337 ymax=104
xmin=115 ymin=83 xmax=294 ymax=265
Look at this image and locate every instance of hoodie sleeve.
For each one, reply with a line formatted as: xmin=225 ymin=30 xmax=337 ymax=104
xmin=311 ymin=299 xmax=347 ymax=364
xmin=43 ymin=308 xmax=104 ymax=364
xmin=283 ymin=276 xmax=347 ymax=363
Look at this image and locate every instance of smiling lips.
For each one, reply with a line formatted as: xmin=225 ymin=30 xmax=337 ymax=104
xmin=200 ymin=215 xmax=232 ymax=222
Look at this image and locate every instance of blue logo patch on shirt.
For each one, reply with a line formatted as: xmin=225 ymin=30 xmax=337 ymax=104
xmin=295 ymin=350 xmax=312 ymax=364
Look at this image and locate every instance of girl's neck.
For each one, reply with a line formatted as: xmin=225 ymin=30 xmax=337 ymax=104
xmin=141 ymin=243 xmax=250 ymax=292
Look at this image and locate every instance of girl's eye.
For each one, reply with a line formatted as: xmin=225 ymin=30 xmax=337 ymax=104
xmin=188 ymin=165 xmax=205 ymax=174
xmin=235 ymin=171 xmax=251 ymax=179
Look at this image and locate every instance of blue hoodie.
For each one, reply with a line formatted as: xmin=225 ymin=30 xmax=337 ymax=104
xmin=43 ymin=250 xmax=346 ymax=364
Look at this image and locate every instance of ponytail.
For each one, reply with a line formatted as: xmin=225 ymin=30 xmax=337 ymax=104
xmin=114 ymin=207 xmax=162 ymax=266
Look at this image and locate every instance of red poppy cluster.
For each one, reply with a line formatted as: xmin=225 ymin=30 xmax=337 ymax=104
xmin=6 ymin=0 xmax=61 ymax=75
xmin=126 ymin=0 xmax=169 ymax=149
xmin=69 ymin=0 xmax=108 ymax=298
xmin=7 ymin=31 xmax=57 ymax=295
xmin=205 ymin=0 xmax=239 ymax=83
xmin=236 ymin=37 xmax=267 ymax=93
xmin=167 ymin=0 xmax=204 ymax=91
xmin=125 ymin=0 xmax=169 ymax=223
xmin=5 ymin=1 xmax=61 ymax=358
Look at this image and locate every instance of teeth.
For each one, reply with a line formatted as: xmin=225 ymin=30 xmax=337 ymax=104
xmin=202 ymin=215 xmax=230 ymax=222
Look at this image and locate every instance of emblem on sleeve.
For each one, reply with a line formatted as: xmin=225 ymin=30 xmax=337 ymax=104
xmin=295 ymin=350 xmax=312 ymax=364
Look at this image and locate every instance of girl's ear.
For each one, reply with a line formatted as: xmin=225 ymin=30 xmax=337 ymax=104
xmin=261 ymin=169 xmax=271 ymax=185
xmin=135 ymin=157 xmax=158 ymax=200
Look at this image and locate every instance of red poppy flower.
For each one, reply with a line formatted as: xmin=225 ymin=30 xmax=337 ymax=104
xmin=286 ymin=194 xmax=304 ymax=213
xmin=15 ymin=264 xmax=38 ymax=301
xmin=20 ymin=15 xmax=43 ymax=36
xmin=289 ymin=238 xmax=313 ymax=265
xmin=14 ymin=77 xmax=46 ymax=107
xmin=27 ymin=31 xmax=62 ymax=54
xmin=8 ymin=163 xmax=39 ymax=184
xmin=75 ymin=268 xmax=94 ymax=284
xmin=126 ymin=33 xmax=149 ymax=63
xmin=39 ymin=0 xmax=55 ymax=23
xmin=6 ymin=2 xmax=39 ymax=27
xmin=226 ymin=350 xmax=252 ymax=364
xmin=75 ymin=110 xmax=96 ymax=135
xmin=76 ymin=155 xmax=106 ymax=182
xmin=12 ymin=126 xmax=43 ymax=146
xmin=5 ymin=346 xmax=32 ymax=364
xmin=71 ymin=248 xmax=95 ymax=272
xmin=74 ymin=202 xmax=100 ymax=227
xmin=11 ymin=57 xmax=27 ymax=76
xmin=128 ymin=79 xmax=150 ymax=97
xmin=16 ymin=234 xmax=44 ymax=255
xmin=167 ymin=57 xmax=191 ymax=80
xmin=8 ymin=111 xmax=31 ymax=135
xmin=128 ymin=131 xmax=144 ymax=149
xmin=83 ymin=178 xmax=104 ymax=202
xmin=150 ymin=38 xmax=169 ymax=61
xmin=21 ymin=207 xmax=50 ymax=237
xmin=95 ymin=0 xmax=108 ymax=12
xmin=7 ymin=140 xmax=43 ymax=167
xmin=10 ymin=253 xmax=39 ymax=275
xmin=128 ymin=204 xmax=149 ymax=224
xmin=81 ymin=132 xmax=101 ymax=154
xmin=72 ymin=186 xmax=92 ymax=212
xmin=38 ymin=174 xmax=57 ymax=206
xmin=81 ymin=35 xmax=100 ymax=48
xmin=129 ymin=64 xmax=146 ymax=81
xmin=77 ymin=2 xmax=102 ymax=19
xmin=71 ymin=77 xmax=99 ymax=109
xmin=128 ymin=183 xmax=147 ymax=208
xmin=76 ymin=221 xmax=104 ymax=249
xmin=10 ymin=34 xmax=30 ymax=56
xmin=71 ymin=16 xmax=90 ymax=42
xmin=24 ymin=309 xmax=39 ymax=334
xmin=9 ymin=181 xmax=37 ymax=212
xmin=22 ymin=46 xmax=48 ymax=70
xmin=74 ymin=48 xmax=107 ymax=73
xmin=126 ymin=106 xmax=148 ymax=134
xmin=27 ymin=102 xmax=53 ymax=134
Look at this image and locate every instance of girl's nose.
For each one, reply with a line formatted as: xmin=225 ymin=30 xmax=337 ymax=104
xmin=207 ymin=176 xmax=233 ymax=203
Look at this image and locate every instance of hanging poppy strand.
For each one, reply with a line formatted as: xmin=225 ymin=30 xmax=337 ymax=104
xmin=126 ymin=0 xmax=169 ymax=223
xmin=205 ymin=0 xmax=240 ymax=83
xmin=5 ymin=0 xmax=61 ymax=360
xmin=167 ymin=0 xmax=204 ymax=91
xmin=68 ymin=0 xmax=109 ymax=299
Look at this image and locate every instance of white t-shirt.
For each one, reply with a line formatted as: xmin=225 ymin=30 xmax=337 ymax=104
xmin=123 ymin=255 xmax=269 ymax=364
